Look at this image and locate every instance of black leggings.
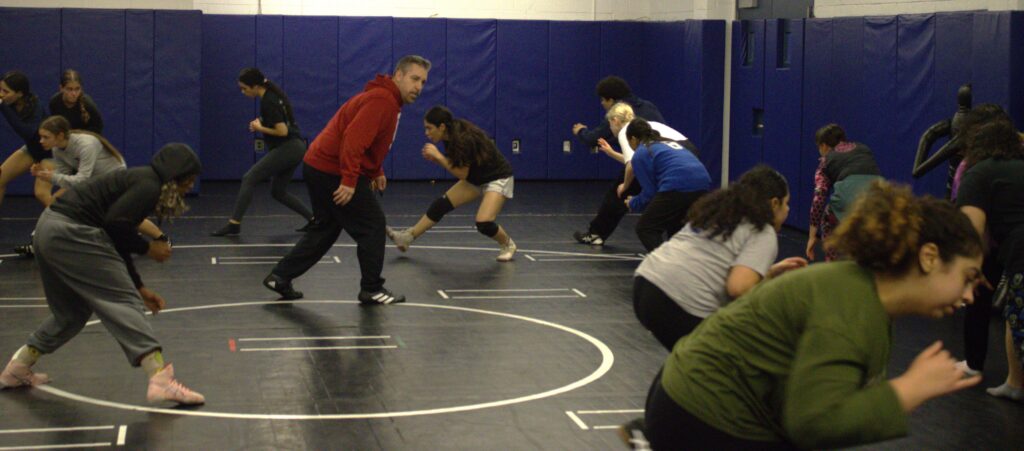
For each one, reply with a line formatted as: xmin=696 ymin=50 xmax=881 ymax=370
xmin=645 ymin=370 xmax=796 ymax=450
xmin=230 ymin=137 xmax=312 ymax=222
xmin=633 ymin=276 xmax=704 ymax=351
xmin=636 ymin=190 xmax=706 ymax=252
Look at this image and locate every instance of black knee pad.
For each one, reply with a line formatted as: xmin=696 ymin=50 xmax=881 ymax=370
xmin=426 ymin=195 xmax=455 ymax=222
xmin=475 ymin=221 xmax=499 ymax=237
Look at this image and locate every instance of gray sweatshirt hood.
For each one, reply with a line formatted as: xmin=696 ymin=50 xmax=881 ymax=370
xmin=151 ymin=143 xmax=201 ymax=183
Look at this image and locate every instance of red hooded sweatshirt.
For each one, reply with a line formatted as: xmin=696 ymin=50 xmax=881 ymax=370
xmin=304 ymin=74 xmax=402 ymax=187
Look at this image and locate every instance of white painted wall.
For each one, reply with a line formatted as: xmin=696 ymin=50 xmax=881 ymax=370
xmin=0 ymin=0 xmax=736 ymax=20
xmin=812 ymin=0 xmax=1024 ymax=17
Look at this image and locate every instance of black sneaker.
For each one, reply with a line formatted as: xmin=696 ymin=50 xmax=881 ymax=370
xmin=358 ymin=288 xmax=405 ymax=305
xmin=211 ymin=222 xmax=241 ymax=237
xmin=263 ymin=273 xmax=303 ymax=300
xmin=617 ymin=417 xmax=650 ymax=450
xmin=295 ymin=218 xmax=317 ymax=233
xmin=573 ymin=231 xmax=604 ymax=245
xmin=13 ymin=242 xmax=34 ymax=258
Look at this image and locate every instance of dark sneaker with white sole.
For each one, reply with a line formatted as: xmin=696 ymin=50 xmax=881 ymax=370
xmin=358 ymin=288 xmax=405 ymax=305
xmin=573 ymin=231 xmax=604 ymax=245
xmin=263 ymin=273 xmax=303 ymax=300
xmin=13 ymin=242 xmax=34 ymax=258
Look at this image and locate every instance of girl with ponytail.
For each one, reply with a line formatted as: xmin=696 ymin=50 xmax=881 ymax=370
xmin=211 ymin=67 xmax=314 ymax=236
xmin=623 ymin=118 xmax=711 ymax=251
xmin=48 ymin=69 xmax=104 ymax=135
xmin=386 ymin=105 xmax=517 ymax=262
xmin=643 ymin=179 xmax=985 ymax=449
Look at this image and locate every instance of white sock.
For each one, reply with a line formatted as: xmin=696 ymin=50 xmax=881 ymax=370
xmin=986 ymin=383 xmax=1024 ymax=401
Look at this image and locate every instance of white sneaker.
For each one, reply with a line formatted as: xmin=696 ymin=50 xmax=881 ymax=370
xmin=955 ymin=360 xmax=981 ymax=378
xmin=497 ymin=238 xmax=517 ymax=262
xmin=386 ymin=227 xmax=414 ymax=252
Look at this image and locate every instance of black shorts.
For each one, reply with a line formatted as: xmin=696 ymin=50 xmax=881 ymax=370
xmin=19 ymin=144 xmax=49 ymax=162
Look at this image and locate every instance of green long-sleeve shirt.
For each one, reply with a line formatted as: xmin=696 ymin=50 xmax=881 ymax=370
xmin=661 ymin=261 xmax=908 ymax=449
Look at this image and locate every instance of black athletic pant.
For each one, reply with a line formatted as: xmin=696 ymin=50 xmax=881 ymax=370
xmin=588 ymin=169 xmax=641 ymax=240
xmin=965 ymin=254 xmax=1003 ymax=370
xmin=645 ymin=370 xmax=796 ymax=450
xmin=634 ymin=276 xmax=703 ymax=351
xmin=272 ymin=164 xmax=385 ymax=292
xmin=636 ymin=190 xmax=707 ymax=252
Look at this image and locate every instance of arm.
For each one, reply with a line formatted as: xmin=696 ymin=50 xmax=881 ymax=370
xmin=806 ymin=159 xmax=832 ymax=260
xmin=102 ymin=182 xmax=161 ymax=288
xmin=422 ymin=143 xmax=470 ymax=179
xmin=783 ymin=328 xmax=909 ymax=449
xmin=0 ymin=102 xmax=41 ymax=142
xmin=597 ymin=138 xmax=625 ymax=164
xmin=83 ymin=96 xmax=104 ymax=135
xmin=911 ymin=119 xmax=953 ymax=178
xmin=627 ymin=151 xmax=655 ymax=212
xmin=575 ymin=119 xmax=613 ymax=148
xmin=51 ymin=140 xmax=101 ymax=189
xmin=251 ymin=119 xmax=290 ymax=137
xmin=339 ymin=102 xmax=392 ymax=188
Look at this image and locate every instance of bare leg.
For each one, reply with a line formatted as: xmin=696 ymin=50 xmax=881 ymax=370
xmin=408 ymin=180 xmax=480 ymax=238
xmin=0 ymin=149 xmax=36 ymax=209
xmin=1005 ymin=322 xmax=1023 ymax=388
xmin=33 ymin=159 xmax=55 ymax=207
xmin=476 ymin=190 xmax=510 ymax=246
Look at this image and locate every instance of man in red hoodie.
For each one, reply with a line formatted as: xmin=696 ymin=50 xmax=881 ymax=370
xmin=263 ymin=55 xmax=430 ymax=305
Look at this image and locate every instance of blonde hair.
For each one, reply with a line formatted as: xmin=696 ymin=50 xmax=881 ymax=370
xmin=605 ymin=102 xmax=635 ymax=124
xmin=154 ymin=180 xmax=190 ymax=222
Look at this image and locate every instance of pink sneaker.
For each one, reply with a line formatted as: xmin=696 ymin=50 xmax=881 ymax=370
xmin=146 ymin=364 xmax=205 ymax=405
xmin=0 ymin=359 xmax=50 ymax=388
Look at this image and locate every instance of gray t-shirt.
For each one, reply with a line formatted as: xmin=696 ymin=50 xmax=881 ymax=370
xmin=51 ymin=133 xmax=127 ymax=189
xmin=635 ymin=222 xmax=778 ymax=318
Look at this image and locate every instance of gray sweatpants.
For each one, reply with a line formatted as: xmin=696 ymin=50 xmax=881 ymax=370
xmin=27 ymin=209 xmax=161 ymax=366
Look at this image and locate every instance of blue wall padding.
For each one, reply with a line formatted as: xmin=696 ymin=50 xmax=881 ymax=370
xmin=496 ymin=20 xmax=548 ymax=179
xmin=391 ymin=18 xmax=446 ymax=180
xmin=640 ymin=23 xmax=687 ymax=130
xmin=338 ymin=17 xmax=393 ymax=178
xmin=762 ymin=19 xmax=804 ymax=227
xmin=61 ymin=9 xmax=126 ymax=156
xmin=200 ymin=15 xmax=256 ymax=180
xmin=862 ymin=17 xmax=899 ymax=181
xmin=896 ymin=15 xmax=942 ymax=193
xmin=547 ymin=21 xmax=602 ymax=180
xmin=597 ymin=21 xmax=645 ymax=179
xmin=1010 ymin=13 xmax=1024 ymax=128
xmin=0 ymin=8 xmax=60 ymax=196
xmin=255 ymin=15 xmax=283 ymax=84
xmin=693 ymin=20 xmax=726 ymax=188
xmin=798 ymin=19 xmax=835 ymax=230
xmin=728 ymin=20 xmax=765 ymax=183
xmin=282 ymin=15 xmax=337 ymax=164
xmin=154 ymin=10 xmax=202 ymax=191
xmin=830 ymin=18 xmax=866 ymax=139
xmin=124 ymin=10 xmax=155 ymax=168
xmin=446 ymin=19 xmax=497 ymax=180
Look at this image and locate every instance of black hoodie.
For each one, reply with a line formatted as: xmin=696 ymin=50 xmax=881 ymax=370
xmin=51 ymin=143 xmax=201 ymax=288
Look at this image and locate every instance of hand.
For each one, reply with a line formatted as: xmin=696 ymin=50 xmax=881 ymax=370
xmin=805 ymin=236 xmax=817 ymax=261
xmin=768 ymin=257 xmax=809 ymax=278
xmin=249 ymin=118 xmax=262 ymax=132
xmin=333 ymin=183 xmax=355 ymax=205
xmin=30 ymin=164 xmax=53 ymax=182
xmin=623 ymin=196 xmax=633 ymax=211
xmin=371 ymin=174 xmax=387 ymax=192
xmin=147 ymin=240 xmax=171 ymax=262
xmin=138 ymin=287 xmax=166 ymax=315
xmin=421 ymin=143 xmax=443 ymax=162
xmin=572 ymin=123 xmax=587 ymax=135
xmin=616 ymin=183 xmax=627 ymax=198
xmin=890 ymin=341 xmax=982 ymax=412
xmin=597 ymin=138 xmax=614 ymax=155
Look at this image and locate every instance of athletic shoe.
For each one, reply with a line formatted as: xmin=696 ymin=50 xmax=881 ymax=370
xmin=358 ymin=288 xmax=405 ymax=305
xmin=497 ymin=238 xmax=517 ymax=262
xmin=13 ymin=242 xmax=34 ymax=258
xmin=263 ymin=273 xmax=303 ymax=300
xmin=0 ymin=360 xmax=50 ymax=388
xmin=295 ymin=218 xmax=317 ymax=233
xmin=573 ymin=231 xmax=604 ymax=245
xmin=955 ymin=360 xmax=981 ymax=378
xmin=386 ymin=227 xmax=414 ymax=252
xmin=146 ymin=364 xmax=205 ymax=405
xmin=210 ymin=222 xmax=240 ymax=237
xmin=617 ymin=417 xmax=651 ymax=450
